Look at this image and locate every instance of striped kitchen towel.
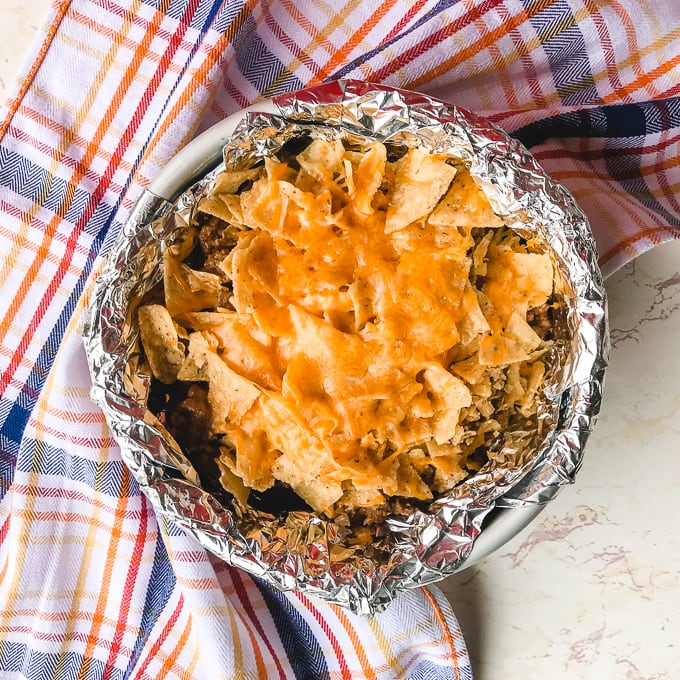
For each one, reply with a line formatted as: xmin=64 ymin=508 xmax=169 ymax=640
xmin=1 ymin=1 xmax=679 ymax=678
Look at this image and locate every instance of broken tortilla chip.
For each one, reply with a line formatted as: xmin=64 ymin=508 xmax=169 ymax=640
xmin=138 ymin=304 xmax=185 ymax=384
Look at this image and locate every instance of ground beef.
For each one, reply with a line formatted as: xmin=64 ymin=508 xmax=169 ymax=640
xmin=527 ymin=295 xmax=564 ymax=341
xmin=196 ymin=216 xmax=241 ymax=276
xmin=152 ymin=380 xmax=312 ymax=512
xmin=166 ymin=384 xmax=211 ymax=440
xmin=162 ymin=383 xmax=224 ymax=495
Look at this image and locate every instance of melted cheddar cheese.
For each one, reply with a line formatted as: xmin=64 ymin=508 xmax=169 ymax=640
xmin=142 ymin=137 xmax=557 ymax=518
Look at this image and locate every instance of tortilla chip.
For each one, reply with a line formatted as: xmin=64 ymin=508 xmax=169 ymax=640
xmin=138 ymin=304 xmax=185 ymax=384
xmin=484 ymin=250 xmax=554 ymax=315
xmin=177 ymin=332 xmax=260 ymax=425
xmin=180 ymin=311 xmax=232 ymax=329
xmin=215 ymin=453 xmax=251 ymax=506
xmin=422 ymin=364 xmax=472 ymax=444
xmin=212 ymin=168 xmax=262 ymax=195
xmin=385 ymin=147 xmax=456 ymax=232
xmin=296 ymin=138 xmax=345 ymax=185
xmin=196 ymin=195 xmax=236 ymax=223
xmin=478 ymin=312 xmax=543 ymax=366
xmin=351 ymin=142 xmax=386 ymax=215
xmin=429 ymin=168 xmax=504 ymax=228
xmin=396 ymin=455 xmax=433 ymax=500
xmin=163 ymin=250 xmax=225 ymax=319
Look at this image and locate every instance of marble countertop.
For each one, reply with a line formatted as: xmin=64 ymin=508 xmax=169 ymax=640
xmin=440 ymin=243 xmax=680 ymax=678
xmin=3 ymin=4 xmax=679 ymax=679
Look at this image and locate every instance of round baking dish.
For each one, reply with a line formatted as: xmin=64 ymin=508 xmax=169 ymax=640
xmin=85 ymin=81 xmax=608 ymax=614
xmin=136 ymin=100 xmax=548 ymax=571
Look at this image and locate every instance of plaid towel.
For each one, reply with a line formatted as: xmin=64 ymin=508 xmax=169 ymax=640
xmin=1 ymin=1 xmax=679 ymax=678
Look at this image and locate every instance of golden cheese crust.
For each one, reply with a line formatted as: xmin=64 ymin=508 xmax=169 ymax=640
xmin=139 ymin=137 xmax=558 ymax=519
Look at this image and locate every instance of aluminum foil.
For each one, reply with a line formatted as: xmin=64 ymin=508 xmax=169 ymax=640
xmin=83 ymin=80 xmax=608 ymax=614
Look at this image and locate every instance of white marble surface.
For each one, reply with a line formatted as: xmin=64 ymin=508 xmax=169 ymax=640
xmin=2 ymin=3 xmax=679 ymax=679
xmin=0 ymin=1 xmax=48 ymax=101
xmin=440 ymin=241 xmax=680 ymax=678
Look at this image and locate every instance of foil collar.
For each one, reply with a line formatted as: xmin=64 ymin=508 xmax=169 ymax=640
xmin=83 ymin=80 xmax=608 ymax=614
